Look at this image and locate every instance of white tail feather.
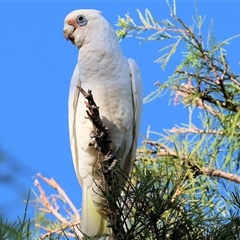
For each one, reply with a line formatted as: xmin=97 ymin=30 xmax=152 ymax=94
xmin=81 ymin=185 xmax=108 ymax=238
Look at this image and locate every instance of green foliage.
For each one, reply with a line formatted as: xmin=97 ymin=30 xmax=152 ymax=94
xmin=112 ymin=0 xmax=240 ymax=239
xmin=96 ymin=161 xmax=240 ymax=239
xmin=0 ymin=193 xmax=32 ymax=240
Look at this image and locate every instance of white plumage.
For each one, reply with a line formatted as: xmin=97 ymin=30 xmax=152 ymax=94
xmin=63 ymin=9 xmax=142 ymax=238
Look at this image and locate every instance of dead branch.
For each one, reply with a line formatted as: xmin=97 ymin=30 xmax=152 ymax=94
xmin=33 ymin=174 xmax=83 ymax=239
xmin=77 ymin=86 xmax=119 ymax=182
xmin=36 ymin=173 xmax=80 ymax=223
xmin=34 ymin=179 xmax=67 ymax=223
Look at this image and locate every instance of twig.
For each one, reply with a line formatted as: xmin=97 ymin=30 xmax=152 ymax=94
xmin=38 ymin=222 xmax=80 ymax=239
xmin=142 ymin=140 xmax=185 ymax=158
xmin=141 ymin=140 xmax=240 ymax=184
xmin=34 ymin=179 xmax=67 ymax=223
xmin=125 ymin=25 xmax=188 ymax=34
xmin=36 ymin=173 xmax=80 ymax=223
xmin=33 ymin=174 xmax=83 ymax=239
xmin=169 ymin=127 xmax=228 ymax=136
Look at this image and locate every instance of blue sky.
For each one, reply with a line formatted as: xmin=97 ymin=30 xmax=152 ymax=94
xmin=0 ymin=0 xmax=240 ymax=222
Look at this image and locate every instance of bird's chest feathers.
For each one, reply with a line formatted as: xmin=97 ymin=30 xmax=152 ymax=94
xmin=76 ymin=46 xmax=133 ymax=130
xmin=78 ymin=41 xmax=125 ymax=79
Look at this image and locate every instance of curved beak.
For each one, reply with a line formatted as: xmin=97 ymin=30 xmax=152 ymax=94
xmin=63 ymin=24 xmax=75 ymax=40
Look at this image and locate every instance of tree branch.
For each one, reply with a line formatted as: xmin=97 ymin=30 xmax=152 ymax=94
xmin=169 ymin=126 xmax=240 ymax=136
xmin=77 ymin=86 xmax=118 ymax=175
xmin=141 ymin=140 xmax=240 ymax=184
xmin=201 ymin=167 xmax=240 ymax=184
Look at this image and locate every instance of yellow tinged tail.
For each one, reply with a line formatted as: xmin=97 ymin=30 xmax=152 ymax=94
xmin=81 ymin=186 xmax=108 ymax=238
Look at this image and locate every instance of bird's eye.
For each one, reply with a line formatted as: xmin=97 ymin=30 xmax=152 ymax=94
xmin=76 ymin=15 xmax=88 ymax=27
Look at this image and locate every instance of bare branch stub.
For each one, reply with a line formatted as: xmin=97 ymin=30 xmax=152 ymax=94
xmin=77 ymin=86 xmax=118 ymax=183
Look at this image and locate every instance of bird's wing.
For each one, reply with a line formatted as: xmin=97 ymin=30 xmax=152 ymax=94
xmin=68 ymin=64 xmax=83 ymax=186
xmin=123 ymin=58 xmax=143 ymax=174
xmin=68 ymin=63 xmax=108 ymax=236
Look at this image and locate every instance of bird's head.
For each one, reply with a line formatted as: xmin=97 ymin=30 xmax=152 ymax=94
xmin=63 ymin=9 xmax=104 ymax=48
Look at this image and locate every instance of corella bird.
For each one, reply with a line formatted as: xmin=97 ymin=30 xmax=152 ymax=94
xmin=63 ymin=9 xmax=142 ymax=238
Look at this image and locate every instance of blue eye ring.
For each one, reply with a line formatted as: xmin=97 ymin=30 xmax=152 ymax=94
xmin=76 ymin=15 xmax=88 ymax=27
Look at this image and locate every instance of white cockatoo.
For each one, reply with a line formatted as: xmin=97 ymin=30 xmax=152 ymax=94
xmin=63 ymin=9 xmax=142 ymax=238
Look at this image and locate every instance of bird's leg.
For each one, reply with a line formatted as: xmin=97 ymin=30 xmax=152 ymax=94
xmin=103 ymin=153 xmax=118 ymax=172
